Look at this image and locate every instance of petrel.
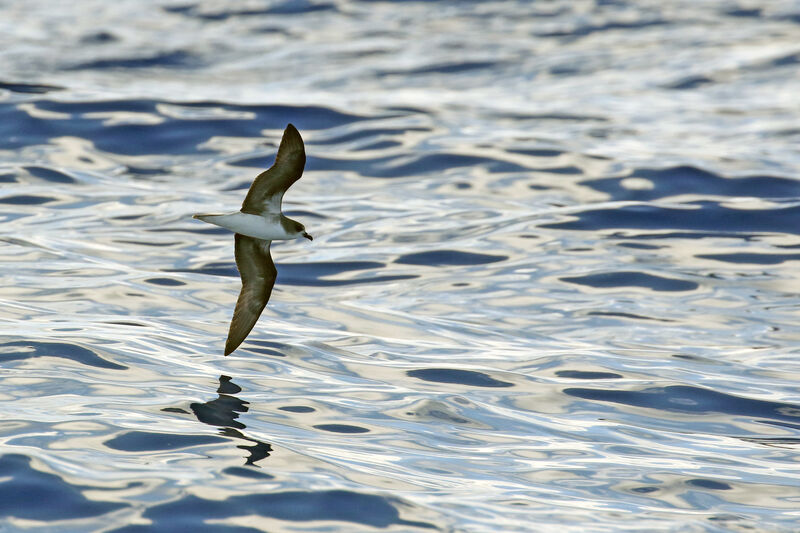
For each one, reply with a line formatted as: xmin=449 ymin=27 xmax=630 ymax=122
xmin=193 ymin=124 xmax=312 ymax=355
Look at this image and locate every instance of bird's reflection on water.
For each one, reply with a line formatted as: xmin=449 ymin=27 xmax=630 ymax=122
xmin=188 ymin=375 xmax=272 ymax=466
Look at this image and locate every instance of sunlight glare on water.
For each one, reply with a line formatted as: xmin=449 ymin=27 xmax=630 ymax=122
xmin=1 ymin=1 xmax=800 ymax=531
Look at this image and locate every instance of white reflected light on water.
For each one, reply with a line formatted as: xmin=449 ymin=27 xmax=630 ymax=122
xmin=1 ymin=1 xmax=800 ymax=531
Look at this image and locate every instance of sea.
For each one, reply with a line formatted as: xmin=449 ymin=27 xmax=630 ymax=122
xmin=1 ymin=1 xmax=800 ymax=531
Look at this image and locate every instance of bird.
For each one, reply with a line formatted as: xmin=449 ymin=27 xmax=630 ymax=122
xmin=193 ymin=123 xmax=312 ymax=355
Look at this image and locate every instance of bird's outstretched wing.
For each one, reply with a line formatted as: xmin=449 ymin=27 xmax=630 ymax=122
xmin=224 ymin=234 xmax=277 ymax=355
xmin=241 ymin=123 xmax=306 ymax=216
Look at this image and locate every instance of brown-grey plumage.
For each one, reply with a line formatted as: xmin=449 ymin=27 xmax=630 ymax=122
xmin=197 ymin=123 xmax=311 ymax=356
xmin=224 ymin=234 xmax=277 ymax=356
xmin=241 ymin=123 xmax=306 ymax=216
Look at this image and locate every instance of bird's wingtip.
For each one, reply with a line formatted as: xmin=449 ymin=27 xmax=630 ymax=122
xmin=275 ymin=123 xmax=305 ymax=161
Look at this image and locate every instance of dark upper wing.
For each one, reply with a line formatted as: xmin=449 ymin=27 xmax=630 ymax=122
xmin=224 ymin=234 xmax=277 ymax=355
xmin=241 ymin=123 xmax=306 ymax=216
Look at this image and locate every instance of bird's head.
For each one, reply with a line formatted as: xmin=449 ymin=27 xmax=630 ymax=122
xmin=290 ymin=219 xmax=313 ymax=241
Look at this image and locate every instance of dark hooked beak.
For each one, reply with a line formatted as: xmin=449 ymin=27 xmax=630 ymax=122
xmin=303 ymin=232 xmax=313 ymax=241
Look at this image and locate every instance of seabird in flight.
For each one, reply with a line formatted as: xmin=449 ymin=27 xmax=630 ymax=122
xmin=194 ymin=123 xmax=312 ymax=355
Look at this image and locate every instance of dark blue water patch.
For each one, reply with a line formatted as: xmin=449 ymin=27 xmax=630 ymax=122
xmin=549 ymin=64 xmax=582 ymax=76
xmin=144 ymin=277 xmax=186 ymax=286
xmin=355 ymin=140 xmax=403 ymax=151
xmin=116 ymin=240 xmax=181 ymax=247
xmin=246 ymin=341 xmax=286 ymax=357
xmin=281 ymin=270 xmax=418 ymax=287
xmin=313 ymin=424 xmax=370 ymax=434
xmin=0 ymin=105 xmax=49 ymax=150
xmin=65 ymin=50 xmax=203 ymax=70
xmin=408 ymin=368 xmax=514 ymax=388
xmin=536 ymin=18 xmax=667 ymax=38
xmin=8 ymin=99 xmax=366 ymax=155
xmin=587 ymin=311 xmax=674 ymax=322
xmin=0 ymin=81 xmax=63 ymax=94
xmin=244 ymin=340 xmax=287 ymax=357
xmin=616 ymin=242 xmax=663 ymax=250
xmin=539 ymin=165 xmax=583 ymax=175
xmin=384 ymin=105 xmax=429 ymax=115
xmin=358 ymin=0 xmax=478 ymax=2
xmin=162 ymin=4 xmax=195 ymax=13
xmin=377 ymin=60 xmax=498 ymax=76
xmin=687 ymin=479 xmax=732 ymax=490
xmin=177 ymin=261 xmax=236 ymax=277
xmin=396 ymin=250 xmax=507 ymax=266
xmin=0 ymin=173 xmax=16 ymax=183
xmin=105 ymin=431 xmax=227 ymax=452
xmin=115 ymin=521 xmax=260 ymax=533
xmin=583 ymin=165 xmax=800 ymax=201
xmin=0 ymin=340 xmax=126 ymax=370
xmin=24 ymin=165 xmax=76 ymax=183
xmin=561 ymin=271 xmax=698 ymax=292
xmin=540 ymin=202 xmax=800 ymax=236
xmin=556 ymin=370 xmax=622 ymax=379
xmin=162 ymin=407 xmax=190 ymax=414
xmin=80 ymin=30 xmax=118 ymax=43
xmin=770 ymin=52 xmax=800 ymax=67
xmin=696 ymin=252 xmax=800 ymax=265
xmin=179 ymin=226 xmax=232 ymax=235
xmin=506 ymin=148 xmax=564 ymax=157
xmin=175 ymin=0 xmax=336 ymax=20
xmin=125 ymin=165 xmax=165 ymax=175
xmin=564 ymin=385 xmax=800 ymax=425
xmin=223 ymin=466 xmax=274 ymax=480
xmin=495 ymin=111 xmax=608 ymax=122
xmin=664 ymin=75 xmax=715 ymax=90
xmin=250 ymin=24 xmax=293 ymax=35
xmin=36 ymin=99 xmax=157 ymax=115
xmin=0 ymin=194 xmax=57 ymax=205
xmin=111 ymin=490 xmax=436 ymax=532
xmin=279 ymin=405 xmax=315 ymax=413
xmin=615 ymin=231 xmax=762 ymax=241
xmin=743 ymin=436 xmax=800 ymax=447
xmin=725 ymin=7 xmax=762 ymax=18
xmin=0 ymin=454 xmax=128 ymax=520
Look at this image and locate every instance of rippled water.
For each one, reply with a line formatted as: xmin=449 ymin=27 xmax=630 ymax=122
xmin=2 ymin=1 xmax=800 ymax=531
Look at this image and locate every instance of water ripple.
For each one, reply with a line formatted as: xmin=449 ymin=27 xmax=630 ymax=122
xmin=1 ymin=1 xmax=800 ymax=531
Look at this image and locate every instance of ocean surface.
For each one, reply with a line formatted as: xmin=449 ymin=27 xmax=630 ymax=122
xmin=1 ymin=1 xmax=800 ymax=531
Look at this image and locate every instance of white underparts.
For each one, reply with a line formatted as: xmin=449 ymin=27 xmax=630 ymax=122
xmin=194 ymin=212 xmax=295 ymax=240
